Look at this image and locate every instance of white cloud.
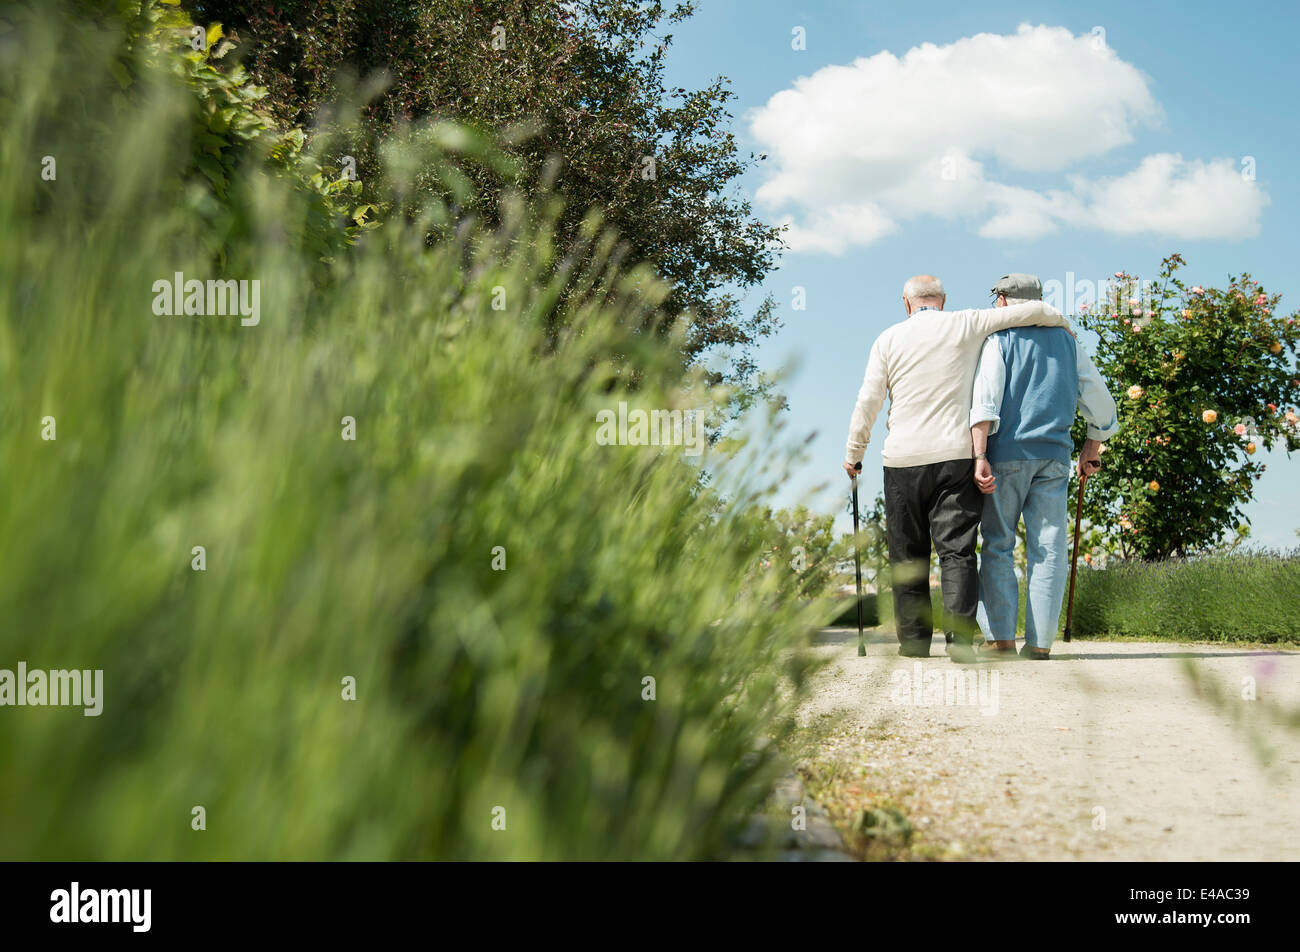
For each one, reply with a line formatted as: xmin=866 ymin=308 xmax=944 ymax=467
xmin=1067 ymin=154 xmax=1266 ymax=239
xmin=776 ymin=203 xmax=898 ymax=256
xmin=748 ymin=24 xmax=1268 ymax=253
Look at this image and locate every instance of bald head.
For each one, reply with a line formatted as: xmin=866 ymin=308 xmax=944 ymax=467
xmin=903 ymin=274 xmax=945 ymax=316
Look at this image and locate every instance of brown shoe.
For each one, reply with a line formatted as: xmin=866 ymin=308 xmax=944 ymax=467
xmin=980 ymin=640 xmax=1017 ymax=659
xmin=1019 ymin=645 xmax=1051 ymax=660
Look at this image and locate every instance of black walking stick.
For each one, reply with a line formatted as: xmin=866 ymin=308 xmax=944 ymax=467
xmin=850 ymin=461 xmax=865 ymax=656
xmin=1063 ymin=468 xmax=1092 ymax=643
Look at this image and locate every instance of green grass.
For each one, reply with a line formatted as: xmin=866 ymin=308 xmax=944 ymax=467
xmin=0 ymin=6 xmax=822 ymax=860
xmin=1071 ymin=551 xmax=1300 ymax=643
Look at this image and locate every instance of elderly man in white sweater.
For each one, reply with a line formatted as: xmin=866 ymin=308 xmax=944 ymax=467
xmin=842 ymin=275 xmax=1070 ymax=663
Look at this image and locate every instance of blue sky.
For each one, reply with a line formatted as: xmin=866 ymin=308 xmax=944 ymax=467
xmin=662 ymin=0 xmax=1300 ymax=547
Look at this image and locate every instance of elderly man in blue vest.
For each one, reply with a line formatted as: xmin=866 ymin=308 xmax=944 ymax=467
xmin=969 ymin=274 xmax=1119 ymax=659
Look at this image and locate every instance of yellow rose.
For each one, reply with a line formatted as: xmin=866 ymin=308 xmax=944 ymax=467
xmin=1127 ymin=384 xmax=1145 ymax=400
xmin=1149 ymin=481 xmax=1160 ymax=492
xmin=1246 ymin=442 xmax=1257 ymax=455
xmin=1271 ymin=342 xmax=1283 ymax=354
xmin=1202 ymin=409 xmax=1218 ymax=424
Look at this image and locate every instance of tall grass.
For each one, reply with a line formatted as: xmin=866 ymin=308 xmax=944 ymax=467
xmin=1071 ymin=551 xmax=1300 ymax=643
xmin=0 ymin=7 xmax=821 ymax=859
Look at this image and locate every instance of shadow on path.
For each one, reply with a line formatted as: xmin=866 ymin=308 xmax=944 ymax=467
xmin=812 ymin=627 xmax=1295 ymax=659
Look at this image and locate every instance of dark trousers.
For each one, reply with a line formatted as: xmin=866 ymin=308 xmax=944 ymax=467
xmin=883 ymin=460 xmax=982 ymax=655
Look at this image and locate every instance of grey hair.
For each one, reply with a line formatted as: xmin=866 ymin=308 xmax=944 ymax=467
xmin=903 ymin=276 xmax=945 ymax=301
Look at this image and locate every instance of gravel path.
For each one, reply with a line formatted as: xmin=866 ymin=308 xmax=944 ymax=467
xmin=796 ymin=628 xmax=1300 ymax=861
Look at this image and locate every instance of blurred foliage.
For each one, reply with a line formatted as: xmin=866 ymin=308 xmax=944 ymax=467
xmin=178 ymin=0 xmax=786 ymax=401
xmin=1071 ymin=551 xmax=1300 ymax=643
xmin=0 ymin=3 xmax=821 ymax=860
xmin=1071 ymin=254 xmax=1300 ymax=559
xmin=843 ymin=489 xmax=888 ymax=587
xmin=825 ymin=488 xmax=886 ymax=627
xmin=1180 ymin=653 xmax=1300 ymax=768
xmin=753 ymin=505 xmax=837 ymax=599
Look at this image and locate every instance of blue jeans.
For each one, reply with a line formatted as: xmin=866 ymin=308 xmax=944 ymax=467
xmin=976 ymin=457 xmax=1070 ymax=650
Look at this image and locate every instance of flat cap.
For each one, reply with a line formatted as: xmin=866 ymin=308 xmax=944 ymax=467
xmin=990 ymin=273 xmax=1043 ymax=301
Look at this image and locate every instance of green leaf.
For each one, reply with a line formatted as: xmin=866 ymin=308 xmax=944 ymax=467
xmin=194 ymin=153 xmax=227 ymax=196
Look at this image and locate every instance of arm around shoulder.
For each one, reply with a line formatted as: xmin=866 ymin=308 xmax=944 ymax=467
xmin=966 ymin=300 xmax=1068 ymax=339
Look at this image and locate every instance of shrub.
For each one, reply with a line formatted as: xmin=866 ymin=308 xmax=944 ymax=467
xmin=180 ymin=0 xmax=786 ymax=399
xmin=1072 ymin=255 xmax=1300 ymax=559
xmin=760 ymin=505 xmax=837 ymax=599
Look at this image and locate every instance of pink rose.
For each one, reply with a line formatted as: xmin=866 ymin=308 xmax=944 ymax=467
xmin=1234 ymin=423 xmax=1247 ymax=436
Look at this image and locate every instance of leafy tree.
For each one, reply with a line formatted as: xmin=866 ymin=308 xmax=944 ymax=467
xmin=1072 ymin=255 xmax=1300 ymax=559
xmin=180 ymin=0 xmax=784 ymax=396
xmin=61 ymin=0 xmax=374 ymax=265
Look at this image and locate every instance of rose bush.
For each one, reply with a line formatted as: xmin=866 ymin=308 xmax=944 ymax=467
xmin=1072 ymin=255 xmax=1300 ymax=559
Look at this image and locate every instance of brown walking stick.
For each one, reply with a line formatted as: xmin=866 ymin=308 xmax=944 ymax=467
xmin=1063 ymin=471 xmax=1089 ymax=643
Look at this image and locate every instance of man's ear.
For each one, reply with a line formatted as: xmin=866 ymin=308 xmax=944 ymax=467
xmin=903 ymin=297 xmax=912 ymax=315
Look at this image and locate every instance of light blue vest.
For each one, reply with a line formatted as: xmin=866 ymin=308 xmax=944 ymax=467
xmin=987 ymin=326 xmax=1078 ymax=465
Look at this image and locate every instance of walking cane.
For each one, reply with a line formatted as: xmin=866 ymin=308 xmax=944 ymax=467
xmin=850 ymin=461 xmax=865 ymax=656
xmin=1063 ymin=468 xmax=1093 ymax=643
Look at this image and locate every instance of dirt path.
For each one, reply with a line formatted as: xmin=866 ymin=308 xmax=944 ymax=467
xmin=795 ymin=628 xmax=1300 ymax=861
